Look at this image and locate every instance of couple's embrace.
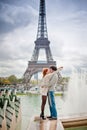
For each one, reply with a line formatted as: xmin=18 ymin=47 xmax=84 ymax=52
xmin=39 ymin=65 xmax=63 ymax=120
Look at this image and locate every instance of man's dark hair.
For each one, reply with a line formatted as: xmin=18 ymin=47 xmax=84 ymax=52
xmin=49 ymin=66 xmax=57 ymax=71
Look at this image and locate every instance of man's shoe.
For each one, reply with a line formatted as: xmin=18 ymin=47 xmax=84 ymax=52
xmin=47 ymin=116 xmax=52 ymax=119
xmin=49 ymin=117 xmax=57 ymax=120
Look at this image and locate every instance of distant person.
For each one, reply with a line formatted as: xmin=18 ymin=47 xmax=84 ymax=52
xmin=40 ymin=68 xmax=49 ymax=119
xmin=40 ymin=66 xmax=63 ymax=120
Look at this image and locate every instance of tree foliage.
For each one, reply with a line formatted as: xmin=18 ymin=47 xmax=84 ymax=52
xmin=8 ymin=75 xmax=18 ymax=84
xmin=0 ymin=75 xmax=23 ymax=86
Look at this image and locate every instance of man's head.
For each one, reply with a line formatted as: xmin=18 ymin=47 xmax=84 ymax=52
xmin=49 ymin=66 xmax=57 ymax=73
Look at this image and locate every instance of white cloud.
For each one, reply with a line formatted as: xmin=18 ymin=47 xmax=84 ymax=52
xmin=0 ymin=2 xmax=38 ymax=33
xmin=0 ymin=23 xmax=38 ymax=77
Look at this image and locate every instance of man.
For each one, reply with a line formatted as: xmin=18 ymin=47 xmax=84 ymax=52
xmin=41 ymin=65 xmax=63 ymax=120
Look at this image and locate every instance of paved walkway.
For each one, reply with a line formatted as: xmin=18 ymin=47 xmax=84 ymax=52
xmin=27 ymin=116 xmax=64 ymax=130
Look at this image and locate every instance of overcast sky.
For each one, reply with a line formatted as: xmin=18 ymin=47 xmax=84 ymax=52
xmin=0 ymin=0 xmax=87 ymax=78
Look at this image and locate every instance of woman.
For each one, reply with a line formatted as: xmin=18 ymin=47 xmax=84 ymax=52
xmin=40 ymin=68 xmax=48 ymax=119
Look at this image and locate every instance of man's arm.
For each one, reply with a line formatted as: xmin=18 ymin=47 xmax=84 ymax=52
xmin=55 ymin=66 xmax=63 ymax=74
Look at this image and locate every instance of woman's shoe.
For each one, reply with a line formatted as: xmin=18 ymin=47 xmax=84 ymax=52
xmin=40 ymin=113 xmax=46 ymax=120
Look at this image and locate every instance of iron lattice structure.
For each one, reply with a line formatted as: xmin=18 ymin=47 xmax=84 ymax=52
xmin=23 ymin=0 xmax=56 ymax=84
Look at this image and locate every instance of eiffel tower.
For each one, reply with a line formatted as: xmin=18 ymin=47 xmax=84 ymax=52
xmin=23 ymin=0 xmax=56 ymax=84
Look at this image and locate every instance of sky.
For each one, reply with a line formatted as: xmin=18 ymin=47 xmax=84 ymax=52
xmin=0 ymin=0 xmax=87 ymax=78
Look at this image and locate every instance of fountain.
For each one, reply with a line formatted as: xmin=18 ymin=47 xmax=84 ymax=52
xmin=61 ymin=68 xmax=87 ymax=116
xmin=60 ymin=68 xmax=87 ymax=128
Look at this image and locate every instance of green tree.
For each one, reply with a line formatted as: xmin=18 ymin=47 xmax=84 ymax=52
xmin=8 ymin=75 xmax=18 ymax=85
xmin=3 ymin=79 xmax=11 ymax=85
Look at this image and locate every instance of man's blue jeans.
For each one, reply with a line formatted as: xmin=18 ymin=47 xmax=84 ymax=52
xmin=48 ymin=91 xmax=57 ymax=118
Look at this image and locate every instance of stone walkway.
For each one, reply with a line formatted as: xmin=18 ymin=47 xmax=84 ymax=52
xmin=27 ymin=116 xmax=64 ymax=130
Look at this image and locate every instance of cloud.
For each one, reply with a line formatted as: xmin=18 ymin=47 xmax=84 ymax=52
xmin=47 ymin=4 xmax=87 ymax=73
xmin=0 ymin=59 xmax=27 ymax=78
xmin=0 ymin=1 xmax=38 ymax=34
xmin=0 ymin=24 xmax=37 ymax=59
xmin=0 ymin=23 xmax=37 ymax=77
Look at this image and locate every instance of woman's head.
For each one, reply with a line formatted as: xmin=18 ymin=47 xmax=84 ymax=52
xmin=42 ymin=68 xmax=48 ymax=77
